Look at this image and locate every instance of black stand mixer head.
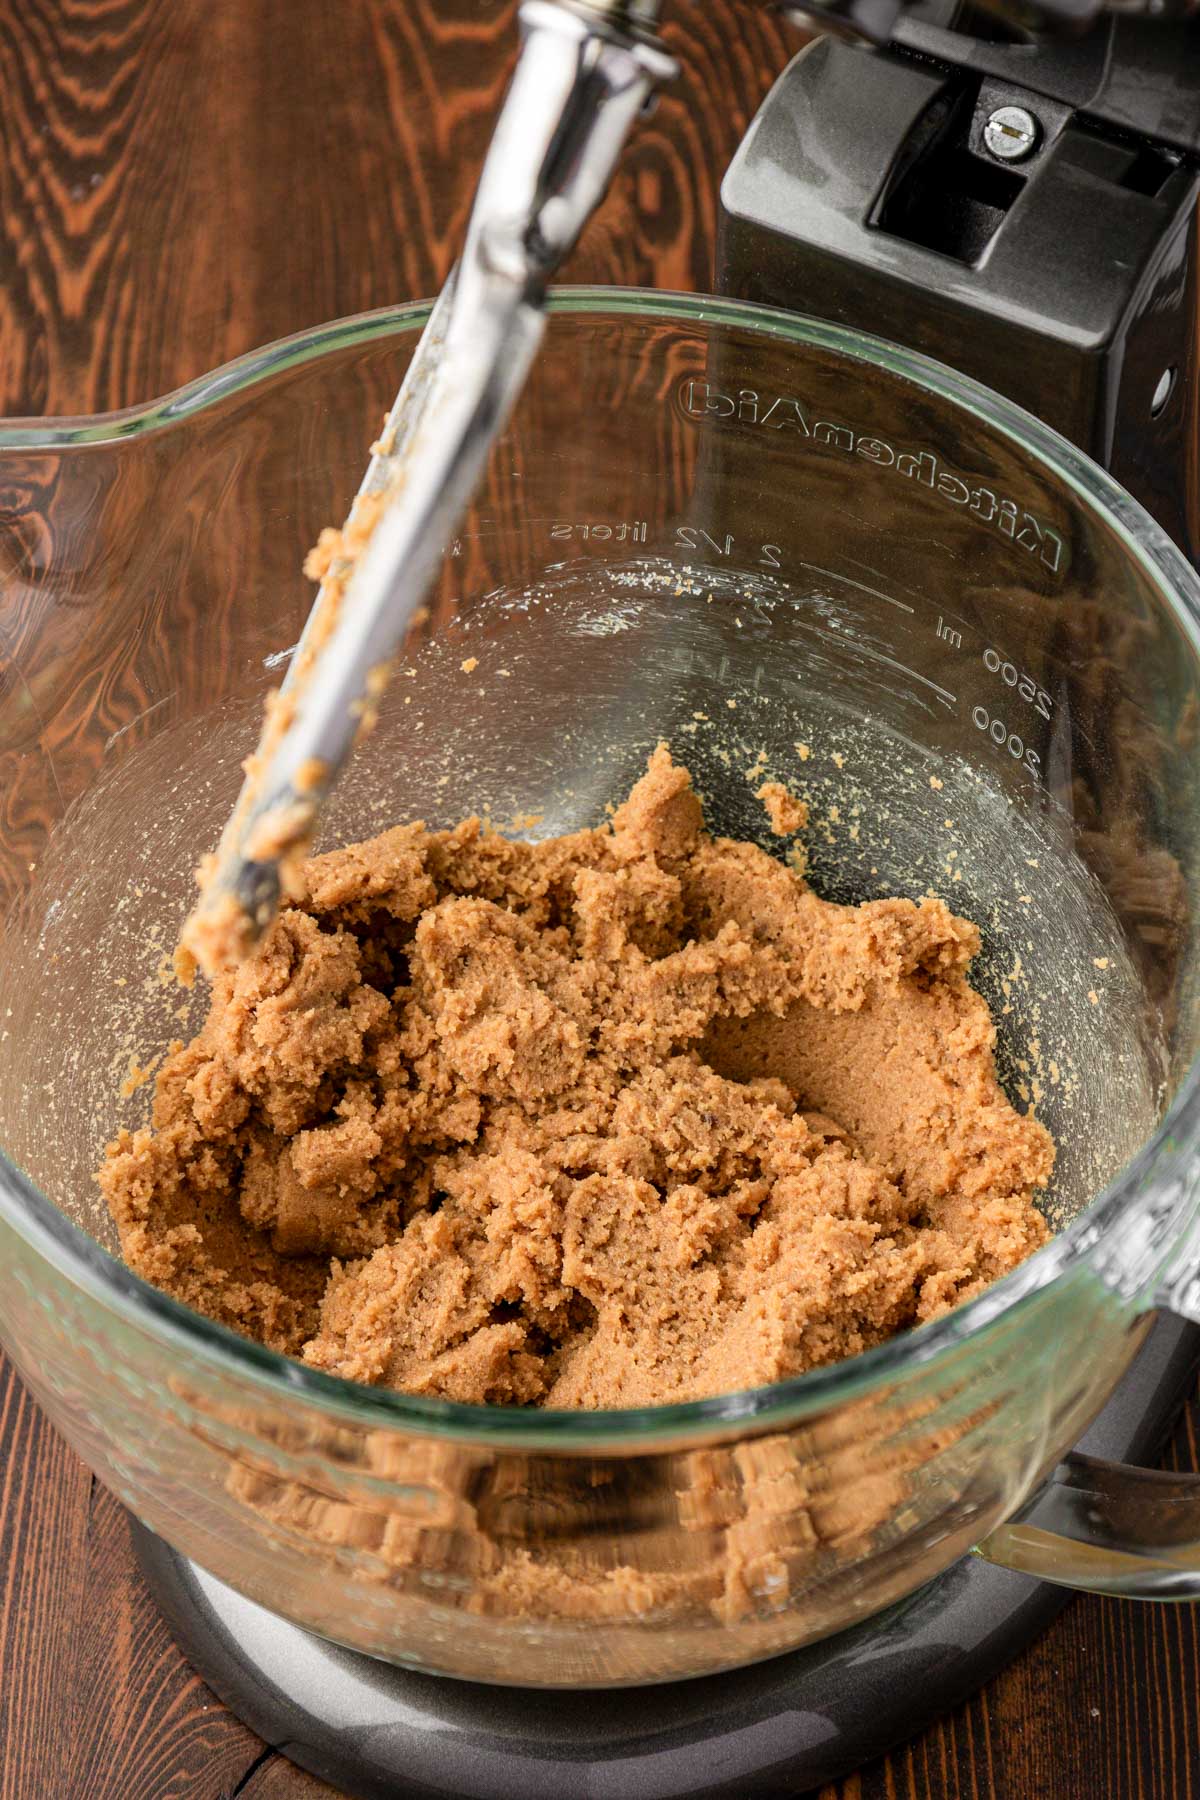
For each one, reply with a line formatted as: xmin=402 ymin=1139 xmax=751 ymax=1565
xmin=719 ymin=5 xmax=1200 ymax=566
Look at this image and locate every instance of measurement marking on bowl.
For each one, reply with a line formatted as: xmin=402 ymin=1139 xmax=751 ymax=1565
xmin=972 ymin=704 xmax=1042 ymax=776
xmin=867 ymin=650 xmax=956 ymax=709
xmin=982 ymin=647 xmax=1053 ymax=720
xmin=796 ymin=563 xmax=915 ymax=615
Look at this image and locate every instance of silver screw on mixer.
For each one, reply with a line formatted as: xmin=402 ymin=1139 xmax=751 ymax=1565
xmin=983 ymin=106 xmax=1040 ymax=163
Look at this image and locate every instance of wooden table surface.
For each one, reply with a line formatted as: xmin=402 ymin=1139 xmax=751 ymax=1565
xmin=1 ymin=2 xmax=1199 ymax=1795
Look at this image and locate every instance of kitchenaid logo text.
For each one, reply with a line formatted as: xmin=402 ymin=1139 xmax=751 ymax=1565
xmin=679 ymin=380 xmax=1064 ymax=575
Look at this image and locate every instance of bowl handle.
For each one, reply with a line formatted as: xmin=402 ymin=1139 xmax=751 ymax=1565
xmin=979 ymin=1252 xmax=1200 ymax=1597
xmin=976 ymin=1451 xmax=1200 ymax=1596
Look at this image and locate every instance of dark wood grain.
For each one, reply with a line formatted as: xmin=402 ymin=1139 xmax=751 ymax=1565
xmin=0 ymin=0 xmax=1198 ymax=1795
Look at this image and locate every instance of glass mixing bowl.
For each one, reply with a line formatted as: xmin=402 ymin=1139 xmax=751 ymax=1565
xmin=2 ymin=291 xmax=1200 ymax=1689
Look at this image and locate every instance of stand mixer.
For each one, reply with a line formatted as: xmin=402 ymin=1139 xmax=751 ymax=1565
xmin=4 ymin=2 xmax=1200 ymax=1797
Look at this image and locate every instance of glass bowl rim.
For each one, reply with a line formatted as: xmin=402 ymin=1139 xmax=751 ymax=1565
xmin=2 ymin=284 xmax=1197 ymax=1449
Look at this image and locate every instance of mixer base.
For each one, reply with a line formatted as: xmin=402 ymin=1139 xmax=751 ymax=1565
xmin=132 ymin=1315 xmax=1200 ymax=1800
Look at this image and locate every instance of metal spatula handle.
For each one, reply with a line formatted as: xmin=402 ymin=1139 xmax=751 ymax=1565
xmin=182 ymin=0 xmax=675 ymax=974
